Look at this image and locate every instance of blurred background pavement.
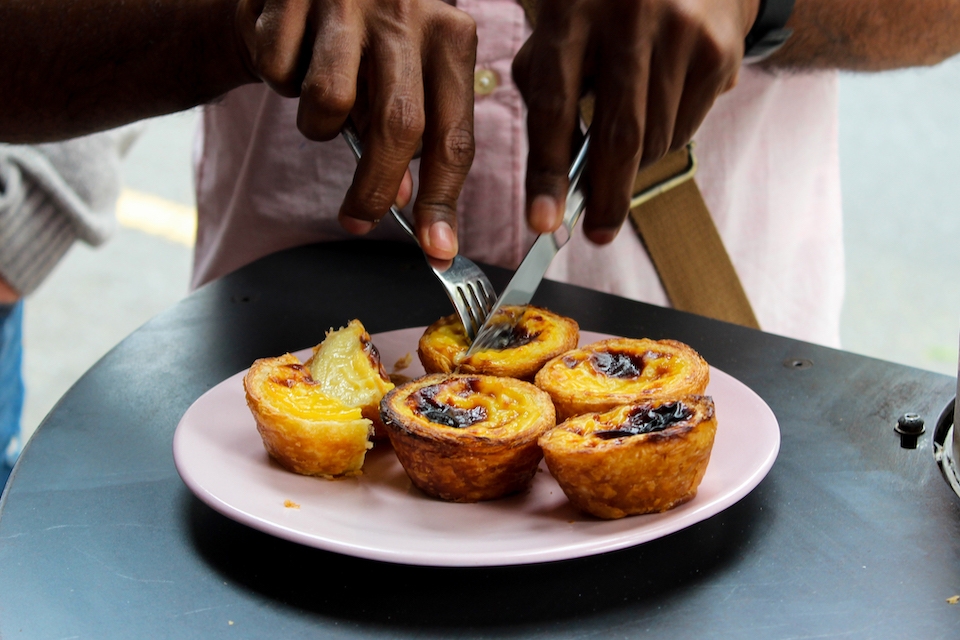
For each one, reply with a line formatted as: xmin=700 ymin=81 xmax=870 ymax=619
xmin=19 ymin=57 xmax=960 ymax=442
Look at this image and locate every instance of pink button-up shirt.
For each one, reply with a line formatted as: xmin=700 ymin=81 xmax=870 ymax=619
xmin=194 ymin=0 xmax=843 ymax=346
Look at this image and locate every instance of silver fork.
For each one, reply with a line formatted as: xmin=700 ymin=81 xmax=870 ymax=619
xmin=340 ymin=123 xmax=496 ymax=340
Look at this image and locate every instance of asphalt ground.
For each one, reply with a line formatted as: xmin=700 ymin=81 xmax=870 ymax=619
xmin=19 ymin=58 xmax=960 ymax=443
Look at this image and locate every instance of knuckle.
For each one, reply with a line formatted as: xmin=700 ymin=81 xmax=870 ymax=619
xmin=689 ymin=17 xmax=743 ymax=77
xmin=296 ymin=74 xmax=356 ymax=141
xmin=431 ymin=2 xmax=477 ymax=42
xmin=378 ymin=0 xmax=413 ymax=21
xmin=448 ymin=11 xmax=478 ymax=48
xmin=251 ymin=31 xmax=299 ymax=95
xmin=435 ymin=126 xmax=475 ymax=171
xmin=349 ymin=185 xmax=394 ymax=220
xmin=300 ymin=76 xmax=355 ymax=120
xmin=382 ymin=95 xmax=425 ymax=147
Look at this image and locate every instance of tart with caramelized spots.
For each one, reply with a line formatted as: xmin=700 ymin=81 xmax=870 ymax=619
xmin=243 ymin=320 xmax=394 ymax=478
xmin=380 ymin=373 xmax=556 ymax=502
xmin=540 ymin=395 xmax=717 ymax=519
xmin=534 ymin=338 xmax=709 ymax=421
xmin=418 ymin=305 xmax=579 ymax=381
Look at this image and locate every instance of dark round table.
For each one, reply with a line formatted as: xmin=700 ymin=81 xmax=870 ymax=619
xmin=1 ymin=240 xmax=958 ymax=638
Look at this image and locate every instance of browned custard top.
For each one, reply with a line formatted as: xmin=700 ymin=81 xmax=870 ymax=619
xmin=588 ymin=350 xmax=644 ymax=378
xmin=408 ymin=382 xmax=488 ymax=428
xmin=479 ymin=322 xmax=542 ymax=351
xmin=545 ymin=340 xmax=702 ymax=398
xmin=594 ymin=401 xmax=692 ymax=439
xmin=394 ymin=374 xmax=551 ymax=436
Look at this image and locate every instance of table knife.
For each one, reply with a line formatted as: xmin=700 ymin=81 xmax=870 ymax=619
xmin=466 ymin=133 xmax=590 ymax=355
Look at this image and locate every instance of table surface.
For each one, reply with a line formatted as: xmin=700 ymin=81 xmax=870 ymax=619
xmin=2 ymin=240 xmax=958 ymax=639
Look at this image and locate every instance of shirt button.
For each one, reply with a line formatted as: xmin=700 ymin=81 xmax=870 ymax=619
xmin=474 ymin=69 xmax=499 ymax=96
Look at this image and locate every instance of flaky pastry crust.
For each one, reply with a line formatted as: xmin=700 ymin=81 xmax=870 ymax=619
xmin=539 ymin=395 xmax=717 ymax=519
xmin=243 ymin=319 xmax=393 ymax=477
xmin=380 ymin=373 xmax=556 ymax=502
xmin=534 ymin=338 xmax=709 ymax=421
xmin=244 ymin=353 xmax=373 ymax=478
xmin=418 ymin=305 xmax=579 ymax=381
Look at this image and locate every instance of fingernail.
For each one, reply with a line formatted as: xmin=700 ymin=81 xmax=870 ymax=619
xmin=529 ymin=195 xmax=561 ymax=232
xmin=429 ymin=221 xmax=457 ymax=255
xmin=587 ymin=227 xmax=619 ymax=245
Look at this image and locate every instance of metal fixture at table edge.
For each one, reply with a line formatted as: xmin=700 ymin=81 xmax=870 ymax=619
xmin=932 ymin=397 xmax=960 ymax=499
xmin=932 ymin=348 xmax=960 ymax=500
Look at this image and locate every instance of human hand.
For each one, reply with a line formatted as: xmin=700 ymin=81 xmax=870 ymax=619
xmin=512 ymin=0 xmax=759 ymax=243
xmin=235 ymin=0 xmax=478 ymax=261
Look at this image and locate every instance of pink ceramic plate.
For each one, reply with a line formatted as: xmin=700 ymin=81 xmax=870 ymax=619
xmin=173 ymin=328 xmax=779 ymax=567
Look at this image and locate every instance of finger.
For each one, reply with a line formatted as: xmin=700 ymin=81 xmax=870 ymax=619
xmin=338 ymin=17 xmax=425 ymax=227
xmin=512 ymin=0 xmax=591 ymax=234
xmin=640 ymin=15 xmax=699 ymax=166
xmin=583 ymin=6 xmax=652 ymax=243
xmin=242 ymin=0 xmax=312 ymax=97
xmin=671 ymin=33 xmax=742 ymax=148
xmin=234 ymin=0 xmax=267 ymax=72
xmin=414 ymin=6 xmax=477 ymax=260
xmin=396 ymin=168 xmax=414 ymax=209
xmin=297 ymin=0 xmax=363 ymax=141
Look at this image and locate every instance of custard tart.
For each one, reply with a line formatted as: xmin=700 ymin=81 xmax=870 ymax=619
xmin=534 ymin=338 xmax=709 ymax=421
xmin=244 ymin=353 xmax=373 ymax=478
xmin=380 ymin=373 xmax=556 ymax=502
xmin=418 ymin=305 xmax=579 ymax=381
xmin=539 ymin=395 xmax=717 ymax=519
xmin=243 ymin=320 xmax=393 ymax=477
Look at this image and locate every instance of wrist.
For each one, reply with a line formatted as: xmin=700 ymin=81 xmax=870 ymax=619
xmin=743 ymin=0 xmax=795 ymax=63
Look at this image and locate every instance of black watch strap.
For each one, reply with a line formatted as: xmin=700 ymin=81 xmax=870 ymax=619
xmin=743 ymin=0 xmax=795 ymax=63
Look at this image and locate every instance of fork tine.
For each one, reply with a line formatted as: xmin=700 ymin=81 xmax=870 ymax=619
xmin=466 ymin=282 xmax=486 ymax=320
xmin=464 ymin=285 xmax=486 ymax=338
xmin=470 ymin=279 xmax=497 ymax=326
xmin=478 ymin=279 xmax=496 ymax=314
xmin=448 ymin=284 xmax=476 ymax=340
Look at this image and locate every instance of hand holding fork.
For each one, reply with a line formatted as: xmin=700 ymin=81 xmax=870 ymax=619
xmin=340 ymin=123 xmax=496 ymax=340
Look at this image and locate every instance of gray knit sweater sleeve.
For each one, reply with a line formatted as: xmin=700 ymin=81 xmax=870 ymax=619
xmin=0 ymin=127 xmax=137 ymax=296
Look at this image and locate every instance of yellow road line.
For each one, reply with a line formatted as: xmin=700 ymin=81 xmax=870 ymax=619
xmin=116 ymin=188 xmax=196 ymax=247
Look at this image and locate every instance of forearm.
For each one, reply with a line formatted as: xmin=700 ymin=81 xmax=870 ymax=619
xmin=766 ymin=0 xmax=960 ymax=70
xmin=0 ymin=0 xmax=256 ymax=143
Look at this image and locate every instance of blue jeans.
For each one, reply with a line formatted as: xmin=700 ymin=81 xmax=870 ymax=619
xmin=0 ymin=301 xmax=24 ymax=490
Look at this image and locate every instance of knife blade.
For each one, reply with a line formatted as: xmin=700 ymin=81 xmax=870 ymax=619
xmin=465 ymin=133 xmax=590 ymax=355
